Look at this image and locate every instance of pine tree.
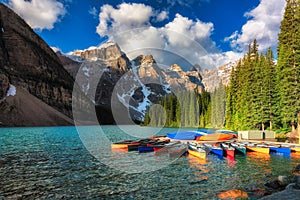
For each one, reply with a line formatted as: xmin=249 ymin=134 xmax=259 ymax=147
xmin=265 ymin=48 xmax=277 ymax=130
xmin=277 ymin=0 xmax=300 ymax=131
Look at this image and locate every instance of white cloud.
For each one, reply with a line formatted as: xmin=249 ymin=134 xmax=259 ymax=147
xmin=96 ymin=3 xmax=153 ymax=36
xmin=9 ymin=0 xmax=66 ymax=30
xmin=163 ymin=14 xmax=214 ymax=50
xmin=95 ymin=3 xmax=241 ymax=69
xmin=156 ymin=11 xmax=168 ymax=22
xmin=89 ymin=7 xmax=98 ymax=18
xmin=226 ymin=0 xmax=286 ymax=51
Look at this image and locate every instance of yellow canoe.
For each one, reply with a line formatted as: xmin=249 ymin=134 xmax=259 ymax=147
xmin=291 ymin=147 xmax=300 ymax=152
xmin=246 ymin=147 xmax=269 ymax=154
xmin=188 ymin=149 xmax=206 ymax=159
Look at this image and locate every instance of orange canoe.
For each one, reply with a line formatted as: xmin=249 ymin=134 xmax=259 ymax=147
xmin=196 ymin=133 xmax=234 ymax=141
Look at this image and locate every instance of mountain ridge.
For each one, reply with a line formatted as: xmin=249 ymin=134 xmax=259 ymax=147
xmin=0 ymin=3 xmax=74 ymax=126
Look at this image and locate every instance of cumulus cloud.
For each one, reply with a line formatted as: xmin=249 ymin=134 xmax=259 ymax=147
xmin=96 ymin=3 xmax=153 ymax=36
xmin=225 ymin=0 xmax=286 ymax=51
xmin=9 ymin=0 xmax=66 ymax=30
xmin=96 ymin=3 xmax=242 ymax=69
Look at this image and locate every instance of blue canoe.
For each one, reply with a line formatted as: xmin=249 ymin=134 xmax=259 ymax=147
xmin=138 ymin=146 xmax=154 ymax=153
xmin=269 ymin=146 xmax=291 ymax=156
xmin=204 ymin=144 xmax=223 ymax=159
xmin=167 ymin=131 xmax=206 ymax=140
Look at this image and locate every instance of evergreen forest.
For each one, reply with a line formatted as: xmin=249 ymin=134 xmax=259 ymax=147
xmin=143 ymin=0 xmax=300 ymax=132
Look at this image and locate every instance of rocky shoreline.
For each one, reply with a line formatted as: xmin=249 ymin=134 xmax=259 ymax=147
xmin=261 ymin=164 xmax=300 ymax=200
xmin=259 ymin=163 xmax=300 ymax=199
xmin=217 ymin=163 xmax=300 ymax=199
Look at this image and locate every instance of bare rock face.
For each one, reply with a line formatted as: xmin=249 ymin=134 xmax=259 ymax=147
xmin=165 ymin=64 xmax=204 ymax=93
xmin=0 ymin=3 xmax=74 ymax=118
xmin=135 ymin=55 xmax=165 ymax=83
xmin=70 ymin=42 xmax=132 ymax=124
xmin=0 ymin=74 xmax=9 ymax=100
xmin=200 ymin=61 xmax=237 ymax=92
xmin=57 ymin=51 xmax=81 ymax=78
xmin=71 ymin=42 xmax=130 ymax=71
xmin=0 ymin=87 xmax=73 ymax=127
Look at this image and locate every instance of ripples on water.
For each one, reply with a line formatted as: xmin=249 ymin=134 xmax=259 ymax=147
xmin=0 ymin=126 xmax=300 ymax=199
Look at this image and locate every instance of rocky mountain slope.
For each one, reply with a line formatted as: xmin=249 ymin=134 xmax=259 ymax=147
xmin=0 ymin=3 xmax=74 ymax=126
xmin=200 ymin=61 xmax=237 ymax=92
xmin=68 ymin=43 xmax=205 ymax=122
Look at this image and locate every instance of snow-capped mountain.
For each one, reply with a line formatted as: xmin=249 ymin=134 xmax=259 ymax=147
xmin=67 ymin=42 xmax=205 ymax=122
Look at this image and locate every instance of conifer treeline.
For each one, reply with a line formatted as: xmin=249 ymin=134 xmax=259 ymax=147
xmin=143 ymin=91 xmax=211 ymax=127
xmin=225 ymin=41 xmax=276 ymax=130
xmin=143 ymin=0 xmax=300 ymax=130
xmin=276 ymin=0 xmax=300 ymax=131
xmin=226 ymin=0 xmax=300 ymax=131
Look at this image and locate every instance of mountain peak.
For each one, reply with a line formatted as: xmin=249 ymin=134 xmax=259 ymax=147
xmin=133 ymin=55 xmax=156 ymax=67
xmin=69 ymin=42 xmax=122 ymax=61
xmin=189 ymin=64 xmax=202 ymax=72
xmin=168 ymin=64 xmax=183 ymax=72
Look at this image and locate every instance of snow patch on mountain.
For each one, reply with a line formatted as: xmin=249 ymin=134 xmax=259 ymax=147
xmin=131 ymin=61 xmax=152 ymax=115
xmin=6 ymin=84 xmax=16 ymax=96
xmin=82 ymin=65 xmax=90 ymax=77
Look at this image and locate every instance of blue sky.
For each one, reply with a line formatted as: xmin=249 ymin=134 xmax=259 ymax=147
xmin=3 ymin=0 xmax=287 ymax=68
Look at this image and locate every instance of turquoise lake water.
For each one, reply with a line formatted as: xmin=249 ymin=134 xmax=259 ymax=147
xmin=1 ymin=126 xmax=300 ymax=199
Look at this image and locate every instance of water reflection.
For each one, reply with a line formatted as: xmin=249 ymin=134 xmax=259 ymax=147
xmin=226 ymin=156 xmax=236 ymax=167
xmin=247 ymin=152 xmax=271 ymax=173
xmin=187 ymin=154 xmax=211 ymax=186
xmin=291 ymin=152 xmax=300 ymax=159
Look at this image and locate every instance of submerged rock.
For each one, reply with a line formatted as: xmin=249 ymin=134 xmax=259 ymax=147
xmin=278 ymin=175 xmax=290 ymax=186
xmin=287 ymin=164 xmax=300 ymax=190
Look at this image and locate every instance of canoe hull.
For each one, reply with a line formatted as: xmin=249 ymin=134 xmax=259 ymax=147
xmin=210 ymin=148 xmax=224 ymax=157
xmin=196 ymin=133 xmax=234 ymax=141
xmin=188 ymin=149 xmax=206 ymax=159
xmin=138 ymin=146 xmax=154 ymax=153
xmin=233 ymin=147 xmax=246 ymax=156
xmin=291 ymin=147 xmax=300 ymax=152
xmin=269 ymin=147 xmax=291 ymax=156
xmin=168 ymin=145 xmax=187 ymax=157
xmin=246 ymin=147 xmax=269 ymax=154
xmin=225 ymin=149 xmax=235 ymax=158
xmin=111 ymin=144 xmax=128 ymax=149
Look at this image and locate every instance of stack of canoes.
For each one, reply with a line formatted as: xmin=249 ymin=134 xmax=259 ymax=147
xmin=166 ymin=131 xmax=206 ymax=140
xmin=187 ymin=142 xmax=207 ymax=159
xmin=111 ymin=136 xmax=172 ymax=153
xmin=111 ymin=136 xmax=188 ymax=156
xmin=112 ymin=134 xmax=300 ymax=159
